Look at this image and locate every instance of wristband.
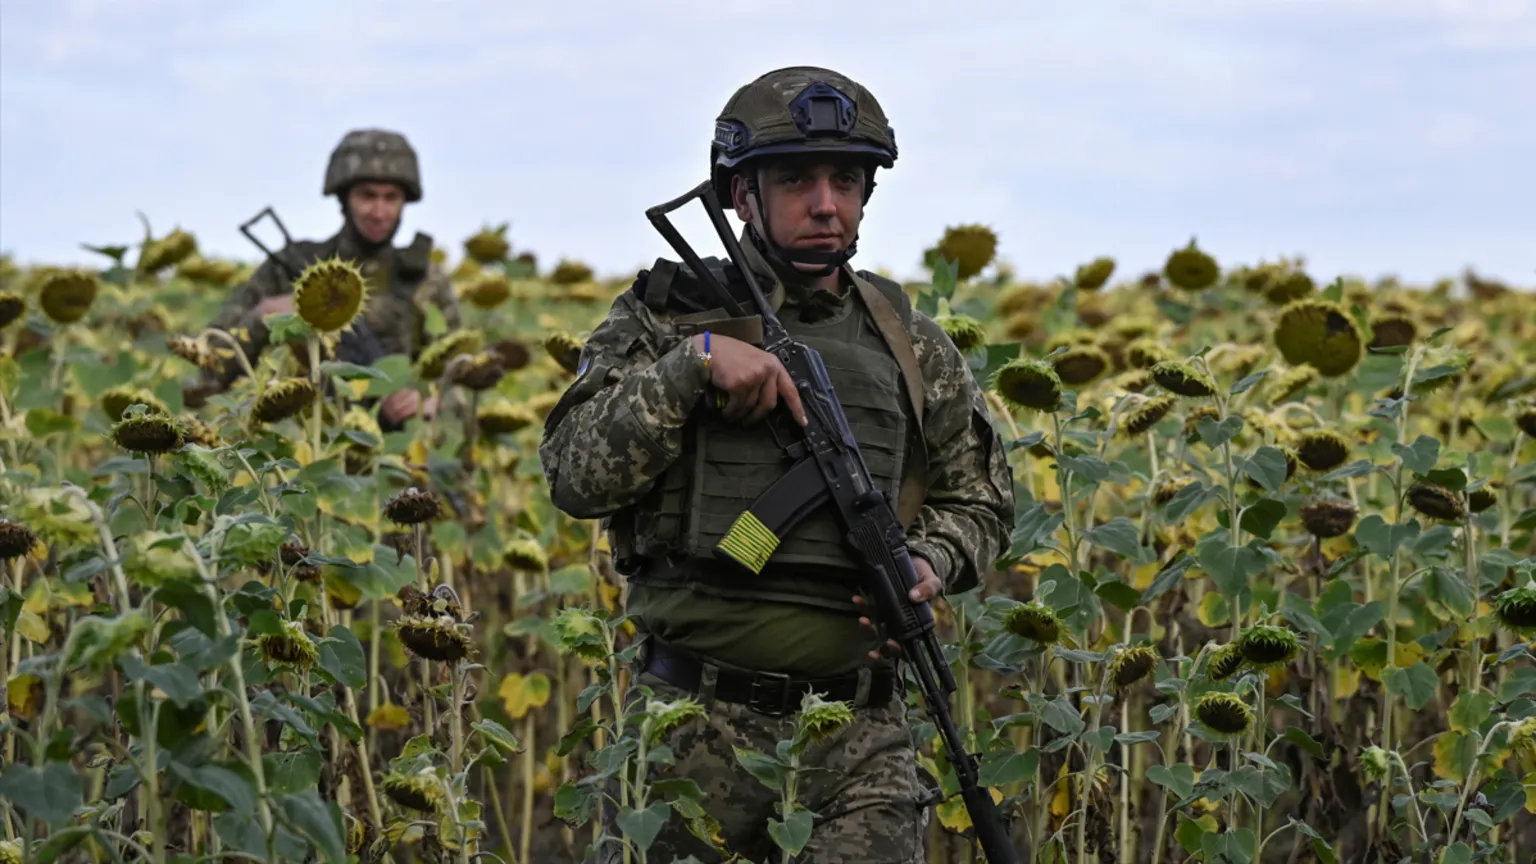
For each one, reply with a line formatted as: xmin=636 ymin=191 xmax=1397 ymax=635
xmin=701 ymin=330 xmax=712 ymax=368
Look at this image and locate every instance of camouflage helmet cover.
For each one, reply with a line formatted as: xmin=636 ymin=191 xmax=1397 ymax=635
xmin=711 ymin=66 xmax=897 ymax=207
xmin=324 ymin=129 xmax=422 ymax=202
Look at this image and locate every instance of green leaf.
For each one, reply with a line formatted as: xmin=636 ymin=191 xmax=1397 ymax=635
xmin=1229 ymin=370 xmax=1269 ymax=395
xmin=1449 ymin=691 xmax=1494 ymax=733
xmin=1441 ymin=842 xmax=1471 ymax=864
xmin=767 ymin=807 xmax=814 ymax=857
xmin=1196 ymin=539 xmax=1267 ymax=599
xmin=1140 ymin=553 xmax=1194 ymax=605
xmin=317 ymin=626 xmax=366 ymax=690
xmin=168 ymin=762 xmax=255 ymax=815
xmin=1201 ymin=828 xmax=1256 ymax=864
xmin=647 ymin=778 xmax=705 ymax=802
xmin=1085 ymin=517 xmax=1149 ymax=563
xmin=1239 ymin=498 xmax=1288 ymax=541
xmin=1196 ymin=415 xmax=1245 ymax=449
xmin=1283 ymin=726 xmax=1326 ymax=761
xmin=733 ymin=746 xmax=789 ymax=792
xmin=1322 ymin=459 xmax=1380 ymax=482
xmin=1008 ymin=502 xmax=1066 ymax=559
xmin=1176 ymin=816 xmax=1211 ymax=853
xmin=0 ymin=761 xmax=83 ymax=827
xmin=1243 ymin=447 xmax=1290 ymax=493
xmin=1148 ymin=764 xmax=1195 ymax=799
xmin=1384 ymin=661 xmax=1438 ymax=710
xmin=1392 ymin=435 xmax=1440 ymax=475
xmin=263 ymin=751 xmax=323 ymax=796
xmin=1034 ymin=694 xmax=1086 ymax=737
xmin=978 ymin=748 xmax=1038 ymax=787
xmin=1355 ymin=515 xmax=1420 ymax=560
xmin=279 ymin=790 xmax=347 ymax=864
xmin=118 ymin=655 xmax=202 ymax=708
xmin=1164 ymin=479 xmax=1214 ymax=522
xmin=473 ymin=719 xmax=523 ymax=755
xmin=317 ymin=361 xmax=388 ymax=381
xmin=617 ymin=802 xmax=673 ymax=853
xmin=1155 ymin=294 xmax=1194 ymax=325
xmin=1095 ymin=580 xmax=1143 ymax=613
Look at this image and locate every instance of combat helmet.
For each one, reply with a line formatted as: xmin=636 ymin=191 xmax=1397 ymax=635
xmin=324 ymin=129 xmax=422 ymax=202
xmin=711 ymin=66 xmax=898 ymax=276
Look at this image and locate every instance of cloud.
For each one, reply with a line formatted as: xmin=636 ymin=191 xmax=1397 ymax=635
xmin=2 ymin=0 xmax=1531 ymax=288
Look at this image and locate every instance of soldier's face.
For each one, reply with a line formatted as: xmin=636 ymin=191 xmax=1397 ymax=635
xmin=734 ymin=157 xmax=865 ymax=269
xmin=346 ymin=182 xmax=407 ymax=244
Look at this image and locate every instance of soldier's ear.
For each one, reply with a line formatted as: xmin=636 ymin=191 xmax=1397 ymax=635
xmin=731 ymin=173 xmax=755 ymax=224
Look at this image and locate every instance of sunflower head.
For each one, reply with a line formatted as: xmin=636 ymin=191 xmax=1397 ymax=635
xmin=1163 ymin=239 xmax=1220 ymax=292
xmin=478 ymin=402 xmax=538 ymax=436
xmin=1266 ymin=365 xmax=1319 ymax=405
xmin=1053 ymin=345 xmax=1111 ymax=387
xmin=111 ymin=411 xmax=185 ymax=455
xmin=993 ymin=358 xmax=1065 ymax=413
xmin=38 ymin=269 xmax=99 ymax=324
xmin=1124 ymin=396 xmax=1176 ymax=437
xmin=1074 ymin=257 xmax=1116 ymax=291
xmin=1265 ymin=270 xmax=1315 ymax=306
xmin=1109 ymin=644 xmax=1159 ymax=688
xmin=793 ymin=693 xmax=857 ymax=746
xmin=381 ymin=771 xmax=442 ymax=813
xmin=100 ymin=385 xmax=169 ymax=422
xmin=551 ymin=259 xmax=595 ymax=285
xmin=168 ymin=335 xmax=221 ymax=371
xmin=502 ymin=537 xmax=549 ymax=573
xmin=1468 ymin=485 xmax=1498 ymax=514
xmin=463 ymin=273 xmax=512 ymax=309
xmin=1515 ymin=403 xmax=1536 ymax=439
xmin=257 ymin=619 xmax=320 ymax=668
xmin=447 ymin=350 xmax=506 ymax=392
xmin=384 ymin=487 xmax=441 ymax=526
xmin=1368 ymin=314 xmax=1417 ymax=350
xmin=1151 ymin=361 xmax=1218 ymax=398
xmin=0 ymin=520 xmax=38 ymax=560
xmin=1493 ymin=586 xmax=1536 ymax=632
xmin=292 ymin=257 xmax=368 ymax=333
xmin=544 ymin=331 xmax=585 ymax=375
xmin=492 ymin=338 xmax=532 ymax=372
xmin=1294 ymin=429 xmax=1351 ymax=472
xmin=1151 ymin=475 xmax=1195 ymax=508
xmin=1300 ymin=498 xmax=1358 ymax=539
xmin=1003 ymin=601 xmax=1062 ymax=645
xmin=1112 ymin=369 xmax=1154 ymax=395
xmin=464 ymin=225 xmax=511 ymax=263
xmin=395 ymin=614 xmax=473 ymax=663
xmin=416 ymin=329 xmax=485 ymax=380
xmin=253 ymin=378 xmax=316 ymax=425
xmin=138 ymin=228 xmax=198 ymax=274
xmin=1126 ymin=338 xmax=1174 ymax=370
xmin=1407 ymin=483 xmax=1466 ymax=522
xmin=1194 ymin=691 xmax=1253 ymax=736
xmin=1208 ymin=643 xmax=1245 ymax=681
xmin=1273 ymin=299 xmax=1364 ymax=378
xmin=0 ymin=292 xmax=24 ymax=328
xmin=1360 ymin=746 xmax=1390 ymax=783
xmin=1235 ymin=624 xmax=1301 ymax=670
xmin=936 ymin=314 xmax=988 ymax=353
xmin=930 ymin=224 xmax=998 ymax=281
xmin=644 ymin=697 xmax=710 ymax=745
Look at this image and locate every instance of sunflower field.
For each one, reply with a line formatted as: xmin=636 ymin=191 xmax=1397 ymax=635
xmin=0 ymin=217 xmax=1533 ymax=864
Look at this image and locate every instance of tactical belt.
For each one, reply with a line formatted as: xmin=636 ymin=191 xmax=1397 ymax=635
xmin=637 ymin=637 xmax=899 ymax=718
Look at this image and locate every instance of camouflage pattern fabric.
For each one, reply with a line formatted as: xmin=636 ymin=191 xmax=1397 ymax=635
xmin=539 ymin=230 xmax=1012 ymax=597
xmin=324 ymin=128 xmax=423 ymax=201
xmin=199 ymin=223 xmax=461 ymax=393
xmin=596 ymin=669 xmax=930 ymax=864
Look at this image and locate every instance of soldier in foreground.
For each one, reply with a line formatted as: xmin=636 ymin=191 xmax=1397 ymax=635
xmin=541 ymin=67 xmax=1014 ymax=862
xmin=195 ymin=129 xmax=461 ymax=428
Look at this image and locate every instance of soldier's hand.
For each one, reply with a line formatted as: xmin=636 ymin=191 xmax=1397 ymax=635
xmin=257 ymin=294 xmax=294 ymax=316
xmin=692 ymin=333 xmax=807 ymax=427
xmin=381 ymin=389 xmax=422 ymax=425
xmin=853 ymin=554 xmax=943 ymax=663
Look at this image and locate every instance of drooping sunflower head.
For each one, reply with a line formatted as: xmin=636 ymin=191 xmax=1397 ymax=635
xmin=551 ymin=259 xmax=595 ymax=285
xmin=1360 ymin=746 xmax=1390 ymax=783
xmin=292 ymin=257 xmax=368 ymax=333
xmin=1273 ymin=299 xmax=1364 ymax=378
xmin=1151 ymin=475 xmax=1195 ymax=508
xmin=492 ymin=338 xmax=532 ymax=372
xmin=1109 ymin=644 xmax=1159 ymax=688
xmin=645 ymin=697 xmax=710 ymax=745
xmin=1299 ymin=498 xmax=1358 ymax=539
xmin=1074 ymin=257 xmax=1116 ymax=291
xmin=384 ymin=487 xmax=442 ymax=526
xmin=1516 ymin=403 xmax=1536 ymax=439
xmin=1124 ymin=396 xmax=1176 ymax=437
xmin=1194 ymin=691 xmax=1253 ymax=736
xmin=1235 ymin=624 xmax=1301 ymax=670
xmin=936 ymin=314 xmax=988 ymax=353
xmin=1407 ymin=483 xmax=1466 ymax=522
xmin=1183 ymin=404 xmax=1222 ymax=438
xmin=1151 ymin=361 xmax=1218 ymax=398
xmin=1368 ymin=314 xmax=1417 ymax=350
xmin=100 ymin=385 xmax=169 ymax=422
xmin=1493 ymin=586 xmax=1536 ymax=632
xmin=1112 ymin=369 xmax=1154 ymax=395
xmin=993 ymin=358 xmax=1065 ymax=413
xmin=38 ymin=269 xmax=99 ymax=324
xmin=0 ymin=292 xmax=24 ymax=328
xmin=381 ymin=771 xmax=442 ymax=813
xmin=1163 ymin=239 xmax=1220 ymax=292
xmin=1265 ymin=364 xmax=1319 ymax=405
xmin=1003 ymin=601 xmax=1062 ymax=645
xmin=1208 ymin=643 xmax=1245 ymax=681
xmin=111 ymin=412 xmax=185 ymax=455
xmin=464 ymin=225 xmax=511 ymax=263
xmin=0 ymin=519 xmax=37 ymax=560
xmin=463 ymin=273 xmax=512 ymax=309
xmin=1053 ymin=344 xmax=1111 ymax=387
xmin=1264 ymin=270 xmax=1316 ymax=306
xmin=257 ymin=618 xmax=320 ymax=668
xmin=416 ymin=329 xmax=485 ymax=380
xmin=168 ymin=335 xmax=221 ymax=371
xmin=478 ymin=402 xmax=538 ymax=436
xmin=252 ymin=378 xmax=316 ymax=425
xmin=179 ymin=416 xmax=222 ymax=450
xmin=1125 ymin=338 xmax=1174 ymax=370
xmin=502 ymin=537 xmax=549 ymax=573
xmin=544 ymin=331 xmax=585 ymax=375
xmin=447 ymin=350 xmax=506 ymax=392
xmin=794 ymin=693 xmax=857 ymax=744
xmin=395 ymin=614 xmax=473 ymax=663
xmin=930 ymin=224 xmax=998 ymax=281
xmin=138 ymin=228 xmax=198 ymax=274
xmin=1468 ymin=485 xmax=1498 ymax=514
xmin=1294 ymin=429 xmax=1351 ymax=472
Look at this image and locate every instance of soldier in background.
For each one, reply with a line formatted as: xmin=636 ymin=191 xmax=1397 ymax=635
xmin=541 ymin=66 xmax=1013 ymax=862
xmin=194 ymin=128 xmax=461 ymax=428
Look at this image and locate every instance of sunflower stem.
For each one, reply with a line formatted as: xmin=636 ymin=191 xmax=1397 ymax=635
xmin=1377 ymin=346 xmax=1421 ymax=840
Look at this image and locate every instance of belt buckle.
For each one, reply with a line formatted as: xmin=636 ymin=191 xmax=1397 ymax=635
xmin=747 ymin=671 xmax=793 ymax=717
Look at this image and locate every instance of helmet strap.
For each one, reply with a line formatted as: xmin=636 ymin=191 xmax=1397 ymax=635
xmin=743 ymin=171 xmax=856 ymax=282
xmin=338 ymin=193 xmax=401 ymax=254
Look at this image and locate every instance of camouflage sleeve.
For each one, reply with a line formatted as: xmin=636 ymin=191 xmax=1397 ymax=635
xmin=539 ymin=288 xmax=711 ymax=520
xmin=200 ymin=258 xmax=289 ymax=390
xmin=904 ymin=312 xmax=1015 ymax=595
xmin=416 ymin=262 xmax=462 ymax=335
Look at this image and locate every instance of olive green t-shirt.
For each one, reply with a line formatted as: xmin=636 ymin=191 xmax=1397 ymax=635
xmin=625 ymin=580 xmax=881 ymax=678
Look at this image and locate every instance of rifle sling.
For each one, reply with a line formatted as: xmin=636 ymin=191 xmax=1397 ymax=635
xmin=849 ymin=272 xmax=928 ymax=528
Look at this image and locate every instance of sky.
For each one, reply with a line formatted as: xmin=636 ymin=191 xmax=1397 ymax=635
xmin=1 ymin=0 xmax=1533 ymax=289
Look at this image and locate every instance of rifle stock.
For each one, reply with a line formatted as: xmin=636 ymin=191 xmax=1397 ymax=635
xmin=644 ymin=182 xmax=1020 ymax=864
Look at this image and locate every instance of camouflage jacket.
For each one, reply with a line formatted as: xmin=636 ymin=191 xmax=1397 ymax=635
xmin=539 ymin=236 xmax=1014 ymax=595
xmin=201 ymin=224 xmax=461 ymax=392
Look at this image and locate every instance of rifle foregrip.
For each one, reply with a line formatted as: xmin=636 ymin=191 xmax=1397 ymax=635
xmin=960 ymin=781 xmax=1019 ymax=864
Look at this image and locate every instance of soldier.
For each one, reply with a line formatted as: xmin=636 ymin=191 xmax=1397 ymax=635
xmin=540 ymin=67 xmax=1014 ymax=862
xmin=194 ymin=128 xmax=461 ymax=428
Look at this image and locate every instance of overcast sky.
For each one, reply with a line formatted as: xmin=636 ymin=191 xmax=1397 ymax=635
xmin=2 ymin=0 xmax=1532 ymax=289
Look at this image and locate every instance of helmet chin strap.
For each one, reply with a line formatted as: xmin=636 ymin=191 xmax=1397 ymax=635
xmin=744 ymin=173 xmax=857 ymax=282
xmin=339 ymin=195 xmax=401 ymax=254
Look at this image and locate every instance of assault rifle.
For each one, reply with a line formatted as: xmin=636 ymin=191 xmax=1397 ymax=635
xmin=238 ymin=206 xmax=387 ymax=365
xmin=644 ymin=181 xmax=1019 ymax=864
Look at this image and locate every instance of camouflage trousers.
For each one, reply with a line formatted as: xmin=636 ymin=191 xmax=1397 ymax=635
xmin=596 ymin=668 xmax=933 ymax=864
